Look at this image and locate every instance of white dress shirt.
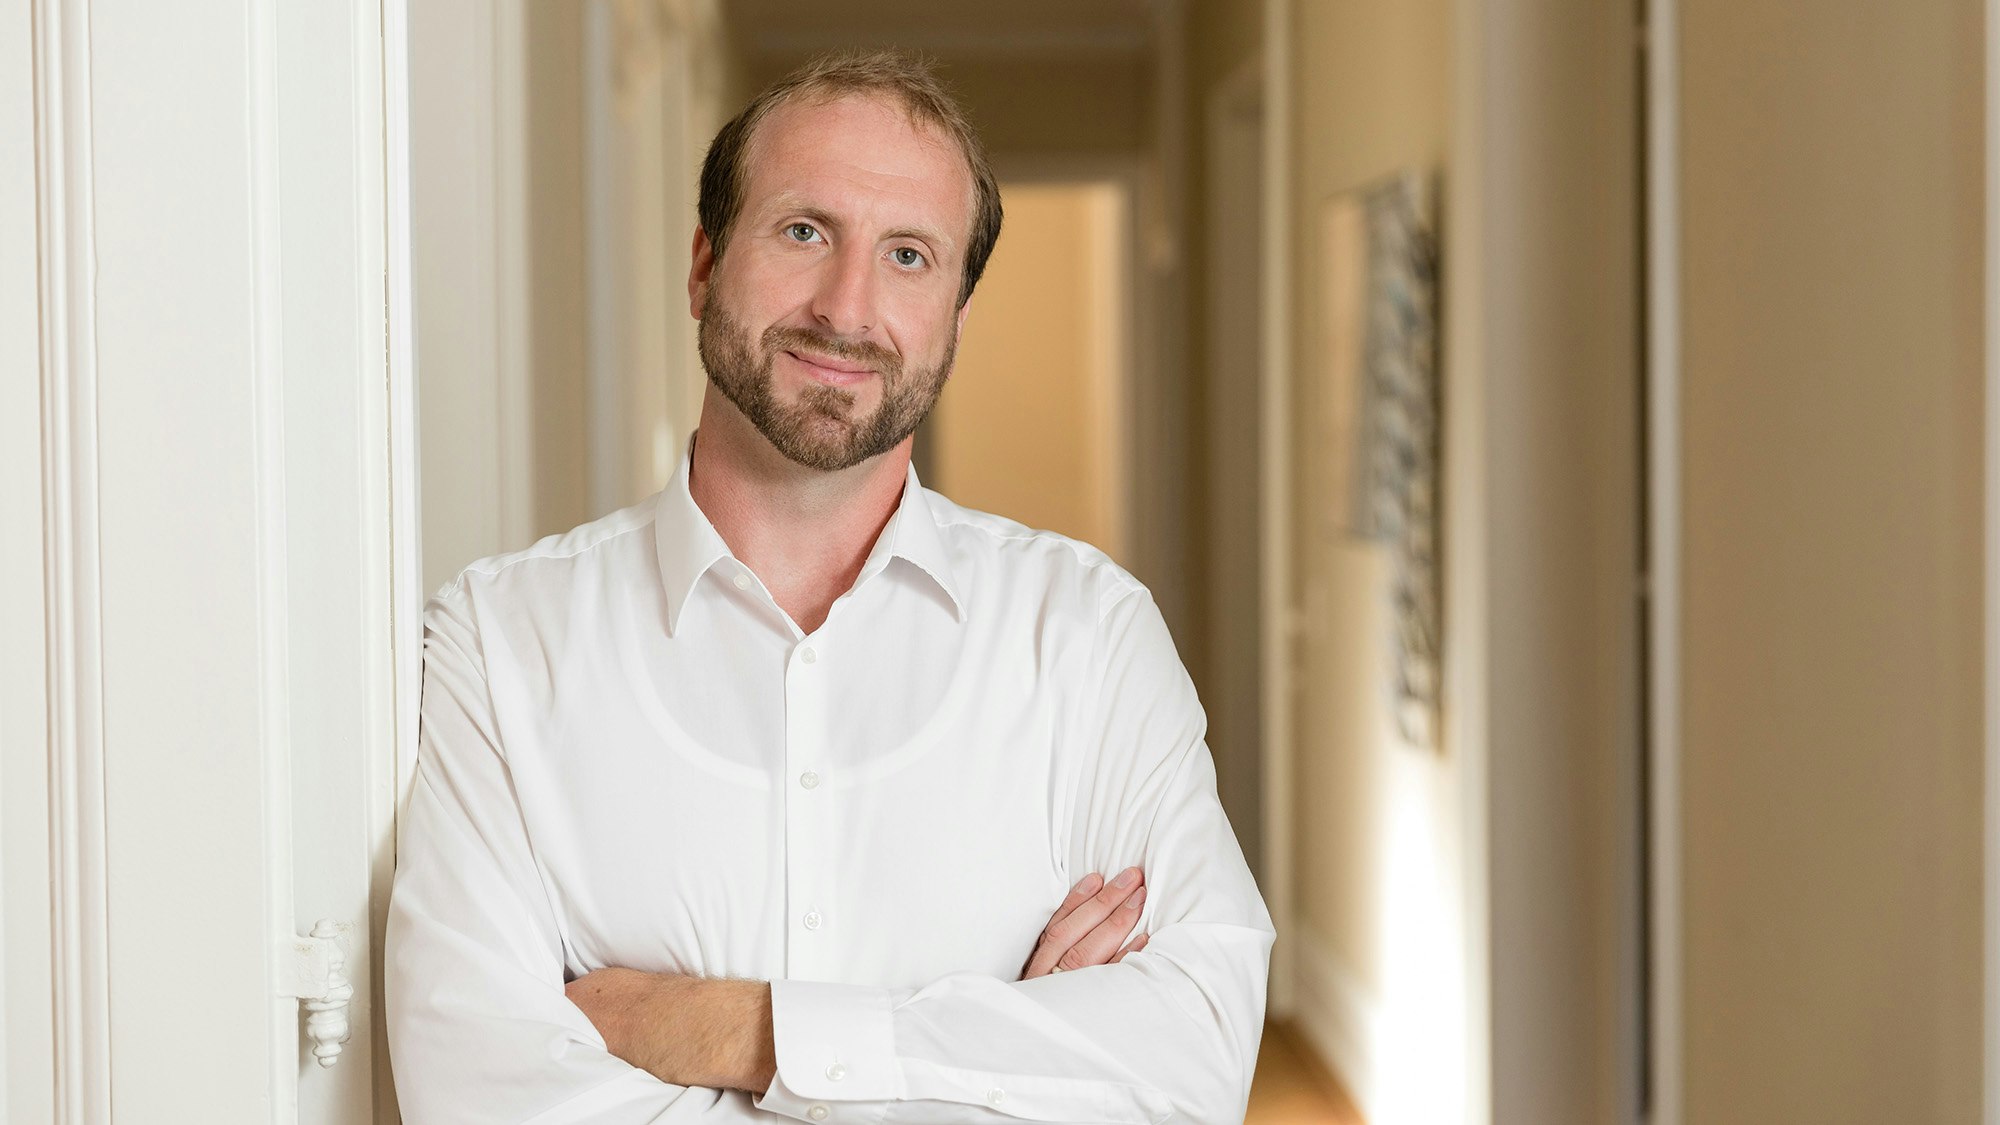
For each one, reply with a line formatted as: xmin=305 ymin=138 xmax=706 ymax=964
xmin=385 ymin=433 xmax=1276 ymax=1124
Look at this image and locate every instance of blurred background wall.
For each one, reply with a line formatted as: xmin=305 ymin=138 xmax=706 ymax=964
xmin=1276 ymin=4 xmax=1471 ymax=1121
xmin=1679 ymin=0 xmax=1986 ymax=1119
xmin=929 ymin=181 xmax=1130 ymax=561
xmin=1454 ymin=1 xmax=1644 ymax=1121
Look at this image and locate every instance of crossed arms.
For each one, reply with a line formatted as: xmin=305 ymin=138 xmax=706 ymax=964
xmin=556 ymin=866 xmax=1156 ymax=1095
xmin=385 ymin=584 xmax=1275 ymax=1124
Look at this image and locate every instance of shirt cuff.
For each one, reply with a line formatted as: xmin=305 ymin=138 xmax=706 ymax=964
xmin=752 ymin=979 xmax=906 ymax=1124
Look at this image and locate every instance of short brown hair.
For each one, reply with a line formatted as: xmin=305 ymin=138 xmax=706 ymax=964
xmin=697 ymin=49 xmax=1003 ymax=309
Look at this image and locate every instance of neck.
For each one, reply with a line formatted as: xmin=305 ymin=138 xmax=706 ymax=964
xmin=686 ymin=386 xmax=911 ymax=634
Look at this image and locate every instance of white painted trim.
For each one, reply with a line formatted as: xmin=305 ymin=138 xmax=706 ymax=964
xmin=32 ymin=0 xmax=111 ymax=1118
xmin=1985 ymin=0 xmax=2000 ymax=1117
xmin=0 ymin=4 xmax=49 ymax=1116
xmin=1289 ymin=925 xmax=1383 ymax=1123
xmin=1645 ymin=0 xmax=1683 ymax=1120
xmin=242 ymin=0 xmax=300 ymax=1113
xmin=1258 ymin=0 xmax=1297 ymax=1022
xmin=383 ymin=0 xmax=422 ymax=1114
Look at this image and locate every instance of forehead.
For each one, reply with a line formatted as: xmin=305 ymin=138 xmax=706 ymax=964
xmin=740 ymin=94 xmax=975 ymax=237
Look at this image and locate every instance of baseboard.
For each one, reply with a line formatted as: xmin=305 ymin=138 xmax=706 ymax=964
xmin=1288 ymin=923 xmax=1382 ymax=1121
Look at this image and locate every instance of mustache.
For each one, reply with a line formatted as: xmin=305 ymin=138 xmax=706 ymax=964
xmin=763 ymin=324 xmax=902 ymax=377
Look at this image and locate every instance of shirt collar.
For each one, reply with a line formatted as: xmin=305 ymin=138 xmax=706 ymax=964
xmin=653 ymin=432 xmax=966 ymax=635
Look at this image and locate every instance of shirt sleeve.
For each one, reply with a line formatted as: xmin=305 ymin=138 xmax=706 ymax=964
xmin=385 ymin=585 xmax=785 ymax=1124
xmin=751 ymin=586 xmax=1277 ymax=1125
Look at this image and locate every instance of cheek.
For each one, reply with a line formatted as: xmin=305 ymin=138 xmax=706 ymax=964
xmin=713 ymin=254 xmax=799 ymax=322
xmin=748 ymin=249 xmax=831 ymax=303
xmin=885 ymin=295 xmax=961 ymax=358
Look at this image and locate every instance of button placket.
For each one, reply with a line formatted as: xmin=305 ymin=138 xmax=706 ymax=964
xmin=783 ymin=636 xmax=834 ymax=978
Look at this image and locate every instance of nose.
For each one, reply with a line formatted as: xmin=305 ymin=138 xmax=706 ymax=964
xmin=810 ymin=240 xmax=877 ymax=338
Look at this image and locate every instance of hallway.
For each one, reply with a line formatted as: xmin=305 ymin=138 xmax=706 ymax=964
xmin=7 ymin=0 xmax=1993 ymax=1121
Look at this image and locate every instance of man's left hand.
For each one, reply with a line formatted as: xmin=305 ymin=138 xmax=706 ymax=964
xmin=565 ymin=967 xmax=778 ymax=1093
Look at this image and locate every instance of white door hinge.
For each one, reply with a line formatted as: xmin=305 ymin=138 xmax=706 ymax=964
xmin=281 ymin=919 xmax=355 ymax=1068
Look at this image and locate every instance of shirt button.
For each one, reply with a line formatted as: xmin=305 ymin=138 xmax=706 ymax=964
xmin=807 ymin=1106 xmax=830 ymax=1121
xmin=987 ymin=1088 xmax=1005 ymax=1105
xmin=799 ymin=770 xmax=820 ymax=789
xmin=801 ymin=646 xmax=817 ymax=664
xmin=732 ymin=573 xmax=751 ymax=591
xmin=803 ymin=910 xmax=822 ymax=931
xmin=825 ymin=1062 xmax=846 ymax=1081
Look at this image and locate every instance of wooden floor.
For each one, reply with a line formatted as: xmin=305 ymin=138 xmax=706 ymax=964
xmin=1243 ymin=1021 xmax=1365 ymax=1124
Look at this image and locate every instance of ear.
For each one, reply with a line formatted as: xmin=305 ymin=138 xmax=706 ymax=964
xmin=688 ymin=226 xmax=716 ymax=319
xmin=954 ymin=294 xmax=974 ymax=336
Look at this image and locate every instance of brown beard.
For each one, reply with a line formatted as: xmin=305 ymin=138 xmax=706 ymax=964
xmin=697 ymin=291 xmax=957 ymax=472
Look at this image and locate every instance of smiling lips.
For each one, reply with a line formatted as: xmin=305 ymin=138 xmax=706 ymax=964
xmin=785 ymin=349 xmax=876 ymax=386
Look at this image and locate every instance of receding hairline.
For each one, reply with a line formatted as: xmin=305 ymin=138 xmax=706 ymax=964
xmin=734 ymin=92 xmax=980 ymax=260
xmin=698 ymin=47 xmax=1005 ymax=307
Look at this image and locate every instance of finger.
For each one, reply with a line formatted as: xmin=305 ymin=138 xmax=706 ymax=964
xmin=1110 ymin=932 xmax=1150 ymax=963
xmin=1023 ymin=868 xmax=1144 ymax=978
xmin=1055 ymin=883 xmax=1147 ymax=972
xmin=1045 ymin=867 xmax=1142 ymax=953
xmin=1047 ymin=872 xmax=1104 ymax=929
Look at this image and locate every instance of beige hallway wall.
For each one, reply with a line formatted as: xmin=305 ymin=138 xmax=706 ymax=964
xmin=1678 ymin=0 xmax=1986 ymax=1119
xmin=1182 ymin=0 xmax=1268 ymax=914
xmin=1278 ymin=3 xmax=1466 ymax=1120
xmin=1458 ymin=2 xmax=1644 ymax=1122
xmin=1287 ymin=0 xmax=1449 ymax=992
xmin=931 ymin=183 xmax=1127 ymax=558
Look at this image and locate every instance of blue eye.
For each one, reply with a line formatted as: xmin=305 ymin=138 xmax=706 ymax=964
xmin=892 ymin=247 xmax=926 ymax=268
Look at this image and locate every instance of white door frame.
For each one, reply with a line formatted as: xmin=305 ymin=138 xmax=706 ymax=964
xmin=17 ymin=0 xmax=412 ymax=1119
xmin=385 ymin=0 xmax=423 ymax=1114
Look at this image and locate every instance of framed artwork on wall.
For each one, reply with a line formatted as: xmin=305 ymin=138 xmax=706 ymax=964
xmin=1317 ymin=169 xmax=1442 ymax=749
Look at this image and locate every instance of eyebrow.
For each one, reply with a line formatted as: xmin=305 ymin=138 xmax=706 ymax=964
xmin=771 ymin=196 xmax=959 ymax=257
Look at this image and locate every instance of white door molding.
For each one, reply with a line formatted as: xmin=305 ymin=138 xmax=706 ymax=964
xmin=382 ymin=2 xmax=424 ymax=1118
xmin=32 ymin=0 xmax=112 ymax=1118
xmin=20 ymin=0 xmax=402 ymax=1118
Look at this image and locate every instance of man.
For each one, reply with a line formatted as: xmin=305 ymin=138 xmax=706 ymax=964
xmin=386 ymin=50 xmax=1274 ymax=1124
